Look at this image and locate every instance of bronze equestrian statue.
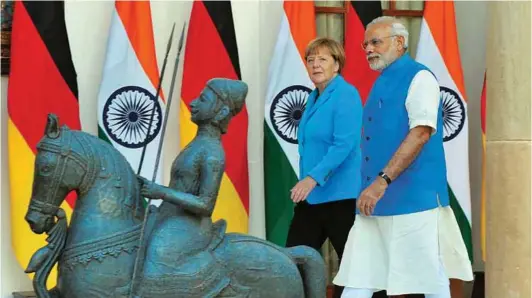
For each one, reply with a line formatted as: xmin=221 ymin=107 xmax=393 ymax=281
xmin=24 ymin=78 xmax=326 ymax=298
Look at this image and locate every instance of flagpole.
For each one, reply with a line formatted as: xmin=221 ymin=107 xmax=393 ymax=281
xmin=128 ymin=22 xmax=186 ymax=298
xmin=136 ymin=22 xmax=175 ymax=177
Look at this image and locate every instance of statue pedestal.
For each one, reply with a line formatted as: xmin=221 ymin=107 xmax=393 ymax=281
xmin=15 ymin=289 xmax=332 ymax=298
xmin=12 ymin=292 xmax=36 ymax=298
xmin=12 ymin=288 xmax=333 ymax=298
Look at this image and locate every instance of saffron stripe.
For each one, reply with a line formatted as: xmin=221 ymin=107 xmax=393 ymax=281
xmin=424 ymin=1 xmax=467 ymax=101
xmin=115 ymin=1 xmax=164 ymax=101
xmin=283 ymin=1 xmax=316 ymax=62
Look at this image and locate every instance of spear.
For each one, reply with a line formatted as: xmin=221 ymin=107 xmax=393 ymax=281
xmin=151 ymin=23 xmax=186 ymax=183
xmin=136 ymin=22 xmax=176 ymax=176
xmin=128 ymin=22 xmax=187 ymax=298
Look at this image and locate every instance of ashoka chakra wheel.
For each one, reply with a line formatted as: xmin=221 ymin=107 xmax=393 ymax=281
xmin=103 ymin=86 xmax=162 ymax=149
xmin=440 ymin=86 xmax=466 ymax=142
xmin=270 ymin=85 xmax=311 ymax=144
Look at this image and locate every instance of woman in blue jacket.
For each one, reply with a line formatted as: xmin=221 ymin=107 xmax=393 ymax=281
xmin=286 ymin=37 xmax=363 ymax=298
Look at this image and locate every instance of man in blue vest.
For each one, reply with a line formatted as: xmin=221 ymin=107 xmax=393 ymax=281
xmin=333 ymin=16 xmax=473 ymax=298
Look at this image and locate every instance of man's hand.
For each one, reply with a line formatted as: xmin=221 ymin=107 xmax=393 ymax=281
xmin=291 ymin=176 xmax=317 ymax=203
xmin=357 ymin=178 xmax=388 ymax=216
xmin=137 ymin=175 xmax=162 ymax=200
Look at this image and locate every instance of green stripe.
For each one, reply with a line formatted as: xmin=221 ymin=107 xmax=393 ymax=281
xmin=448 ymin=184 xmax=473 ymax=263
xmin=264 ymin=122 xmax=298 ymax=246
xmin=98 ymin=126 xmax=112 ymax=144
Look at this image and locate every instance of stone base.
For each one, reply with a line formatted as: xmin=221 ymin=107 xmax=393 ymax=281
xmin=13 ymin=282 xmax=475 ymax=298
xmin=12 ymin=292 xmax=36 ymax=298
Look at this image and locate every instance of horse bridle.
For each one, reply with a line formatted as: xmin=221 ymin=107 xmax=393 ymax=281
xmin=29 ymin=129 xmax=99 ymax=216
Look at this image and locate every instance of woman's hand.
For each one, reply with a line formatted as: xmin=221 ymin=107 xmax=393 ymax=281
xmin=357 ymin=178 xmax=387 ymax=216
xmin=291 ymin=176 xmax=317 ymax=203
xmin=137 ymin=175 xmax=162 ymax=200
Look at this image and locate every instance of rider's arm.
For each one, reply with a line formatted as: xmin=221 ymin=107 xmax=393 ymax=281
xmin=140 ymin=156 xmax=224 ymax=217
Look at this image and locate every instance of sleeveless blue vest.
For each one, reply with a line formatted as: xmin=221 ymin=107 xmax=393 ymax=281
xmin=360 ymin=54 xmax=449 ymax=216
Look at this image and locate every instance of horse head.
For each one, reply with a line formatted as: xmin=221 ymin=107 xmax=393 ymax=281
xmin=25 ymin=114 xmax=97 ymax=234
xmin=25 ymin=114 xmax=149 ymax=298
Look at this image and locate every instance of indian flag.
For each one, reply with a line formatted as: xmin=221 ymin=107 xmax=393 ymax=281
xmin=416 ymin=0 xmax=473 ymax=261
xmin=264 ymin=1 xmax=316 ymax=246
xmin=97 ymin=1 xmax=165 ymax=191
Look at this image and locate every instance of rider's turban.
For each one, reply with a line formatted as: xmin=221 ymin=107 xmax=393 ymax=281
xmin=206 ymin=78 xmax=248 ymax=117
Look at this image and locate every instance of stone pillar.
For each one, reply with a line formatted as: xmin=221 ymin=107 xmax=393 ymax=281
xmin=485 ymin=1 xmax=531 ymax=298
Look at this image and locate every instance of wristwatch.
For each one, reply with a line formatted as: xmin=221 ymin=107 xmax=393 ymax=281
xmin=378 ymin=171 xmax=392 ymax=185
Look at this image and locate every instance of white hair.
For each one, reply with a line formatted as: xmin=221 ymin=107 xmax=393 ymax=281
xmin=367 ymin=16 xmax=409 ymax=49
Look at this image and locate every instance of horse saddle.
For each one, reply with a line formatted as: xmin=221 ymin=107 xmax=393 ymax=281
xmin=136 ymin=208 xmax=239 ymax=297
xmin=208 ymin=219 xmax=227 ymax=251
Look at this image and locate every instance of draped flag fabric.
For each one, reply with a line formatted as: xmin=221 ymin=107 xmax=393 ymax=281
xmin=7 ymin=1 xmax=80 ymax=283
xmin=343 ymin=1 xmax=382 ymax=104
xmin=97 ymin=1 xmax=165 ymax=192
xmin=264 ymin=1 xmax=316 ymax=246
xmin=180 ymin=1 xmax=249 ymax=233
xmin=416 ymin=1 xmax=473 ymax=261
xmin=480 ymin=72 xmax=487 ymax=262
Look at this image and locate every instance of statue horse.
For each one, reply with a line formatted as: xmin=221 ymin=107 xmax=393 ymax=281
xmin=24 ymin=114 xmax=326 ymax=298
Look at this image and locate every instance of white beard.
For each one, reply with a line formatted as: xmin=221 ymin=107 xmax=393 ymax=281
xmin=368 ymin=57 xmax=388 ymax=71
xmin=367 ymin=47 xmax=398 ymax=71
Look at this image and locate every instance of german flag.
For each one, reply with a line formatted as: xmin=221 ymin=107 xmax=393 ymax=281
xmin=7 ymin=0 xmax=80 ymax=285
xmin=180 ymin=1 xmax=248 ymax=233
xmin=343 ymin=1 xmax=382 ymax=104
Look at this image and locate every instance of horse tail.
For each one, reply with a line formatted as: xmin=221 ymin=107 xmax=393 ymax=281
xmin=286 ymin=246 xmax=327 ymax=298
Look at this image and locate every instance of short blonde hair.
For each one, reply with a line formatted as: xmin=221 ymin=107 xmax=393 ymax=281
xmin=304 ymin=37 xmax=346 ymax=73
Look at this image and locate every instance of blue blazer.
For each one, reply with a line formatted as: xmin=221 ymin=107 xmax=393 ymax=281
xmin=298 ymin=75 xmax=363 ymax=205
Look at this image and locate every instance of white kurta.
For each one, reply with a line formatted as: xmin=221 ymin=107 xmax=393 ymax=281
xmin=333 ymin=70 xmax=474 ymax=295
xmin=333 ymin=206 xmax=473 ymax=295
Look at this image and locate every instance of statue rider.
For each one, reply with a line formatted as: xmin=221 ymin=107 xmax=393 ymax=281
xmin=137 ymin=78 xmax=247 ymax=297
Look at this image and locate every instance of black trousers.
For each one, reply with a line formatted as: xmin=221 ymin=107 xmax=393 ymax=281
xmin=285 ymin=199 xmax=386 ymax=298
